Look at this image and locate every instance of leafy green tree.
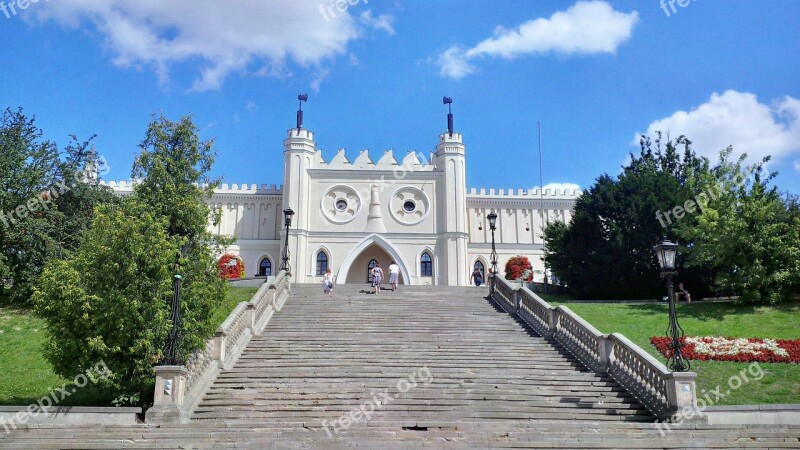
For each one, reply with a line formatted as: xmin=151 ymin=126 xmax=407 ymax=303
xmin=0 ymin=108 xmax=115 ymax=302
xmin=0 ymin=108 xmax=61 ymax=300
xmin=544 ymin=134 xmax=712 ymax=299
xmin=131 ymin=113 xmax=228 ymax=356
xmin=34 ymin=200 xmax=174 ymax=393
xmin=34 ymin=113 xmax=229 ymax=398
xmin=676 ymin=149 xmax=800 ymax=303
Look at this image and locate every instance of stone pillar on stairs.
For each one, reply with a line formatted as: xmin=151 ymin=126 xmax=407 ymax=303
xmin=147 ymin=366 xmax=190 ymax=424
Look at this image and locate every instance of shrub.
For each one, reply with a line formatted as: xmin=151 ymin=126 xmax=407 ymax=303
xmin=33 ymin=201 xmax=174 ymax=395
xmin=505 ymin=256 xmax=533 ymax=281
xmin=218 ymin=253 xmax=245 ymax=280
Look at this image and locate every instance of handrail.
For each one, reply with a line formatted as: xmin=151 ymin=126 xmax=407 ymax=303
xmin=492 ymin=276 xmax=697 ymax=420
xmin=148 ymin=270 xmax=291 ymax=424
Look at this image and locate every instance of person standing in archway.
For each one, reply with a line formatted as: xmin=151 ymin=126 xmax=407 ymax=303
xmin=388 ymin=261 xmax=400 ymax=291
xmin=372 ymin=262 xmax=384 ymax=295
xmin=471 ymin=266 xmax=484 ymax=287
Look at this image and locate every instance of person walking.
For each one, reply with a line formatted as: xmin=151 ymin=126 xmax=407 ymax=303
xmin=471 ymin=267 xmax=484 ymax=287
xmin=388 ymin=261 xmax=400 ymax=291
xmin=372 ymin=262 xmax=384 ymax=295
xmin=322 ymin=268 xmax=335 ymax=295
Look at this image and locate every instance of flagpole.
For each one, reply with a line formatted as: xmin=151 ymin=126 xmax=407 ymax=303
xmin=538 ymin=121 xmax=548 ymax=293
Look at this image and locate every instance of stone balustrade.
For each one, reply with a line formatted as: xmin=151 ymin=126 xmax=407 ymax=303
xmin=147 ymin=270 xmax=291 ymax=424
xmin=493 ymin=276 xmax=697 ymax=421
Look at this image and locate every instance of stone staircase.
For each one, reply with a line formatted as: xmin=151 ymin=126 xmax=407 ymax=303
xmin=2 ymin=284 xmax=799 ymax=448
xmin=194 ymin=284 xmax=650 ymax=424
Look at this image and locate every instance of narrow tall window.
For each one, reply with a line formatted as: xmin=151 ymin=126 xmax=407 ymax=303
xmin=367 ymin=259 xmax=378 ymax=283
xmin=259 ymin=258 xmax=272 ymax=277
xmin=316 ymin=252 xmax=328 ymax=276
xmin=420 ymin=252 xmax=433 ymax=277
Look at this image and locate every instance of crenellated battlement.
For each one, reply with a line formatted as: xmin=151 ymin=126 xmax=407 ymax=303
xmin=286 ymin=128 xmax=314 ymax=140
xmin=314 ymin=148 xmax=436 ymax=171
xmin=467 ymin=187 xmax=582 ymax=199
xmin=101 ymin=181 xmax=283 ymax=195
xmin=215 ymin=184 xmax=283 ymax=194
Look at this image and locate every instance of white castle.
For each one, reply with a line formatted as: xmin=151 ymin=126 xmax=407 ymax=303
xmin=104 ymin=105 xmax=579 ymax=286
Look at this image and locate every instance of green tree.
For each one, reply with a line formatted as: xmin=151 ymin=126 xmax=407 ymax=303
xmin=0 ymin=108 xmax=115 ymax=302
xmin=34 ymin=200 xmax=174 ymax=393
xmin=34 ymin=113 xmax=229 ymax=399
xmin=676 ymin=149 xmax=800 ymax=303
xmin=544 ymin=135 xmax=712 ymax=299
xmin=131 ymin=113 xmax=228 ymax=356
xmin=0 ymin=108 xmax=61 ymax=300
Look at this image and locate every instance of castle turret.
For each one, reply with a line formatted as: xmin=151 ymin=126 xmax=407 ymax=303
xmin=282 ymin=95 xmax=316 ymax=280
xmin=433 ymin=98 xmax=469 ymax=285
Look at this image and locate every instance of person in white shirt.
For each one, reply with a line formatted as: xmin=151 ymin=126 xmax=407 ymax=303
xmin=388 ymin=261 xmax=400 ymax=291
xmin=322 ymin=268 xmax=335 ymax=295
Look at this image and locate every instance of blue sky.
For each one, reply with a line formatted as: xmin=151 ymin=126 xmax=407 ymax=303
xmin=2 ymin=0 xmax=799 ymax=194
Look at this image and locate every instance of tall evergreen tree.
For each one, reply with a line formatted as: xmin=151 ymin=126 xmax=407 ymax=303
xmin=544 ymin=134 xmax=712 ymax=299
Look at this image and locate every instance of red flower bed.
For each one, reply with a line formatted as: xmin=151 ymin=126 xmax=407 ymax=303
xmin=651 ymin=336 xmax=800 ymax=363
xmin=218 ymin=253 xmax=245 ymax=280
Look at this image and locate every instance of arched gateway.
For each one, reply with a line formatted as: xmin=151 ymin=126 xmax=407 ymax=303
xmin=336 ymin=234 xmax=411 ymax=285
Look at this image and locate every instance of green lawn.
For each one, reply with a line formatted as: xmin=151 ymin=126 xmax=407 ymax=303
xmin=0 ymin=286 xmax=259 ymax=406
xmin=545 ymin=298 xmax=800 ymax=405
xmin=210 ymin=286 xmax=259 ymax=327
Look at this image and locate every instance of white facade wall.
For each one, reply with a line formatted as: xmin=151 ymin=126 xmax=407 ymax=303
xmin=104 ymin=126 xmax=579 ymax=286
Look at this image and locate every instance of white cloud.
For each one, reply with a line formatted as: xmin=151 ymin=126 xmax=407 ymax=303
xmin=32 ymin=0 xmax=363 ymax=91
xmin=245 ymin=100 xmax=257 ymax=113
xmin=438 ymin=1 xmax=638 ymax=79
xmin=794 ymin=160 xmax=800 ymax=172
xmin=635 ymin=90 xmax=800 ymax=164
xmin=438 ymin=46 xmax=476 ymax=80
xmin=309 ymin=69 xmax=331 ymax=93
xmin=360 ymin=10 xmax=396 ymax=36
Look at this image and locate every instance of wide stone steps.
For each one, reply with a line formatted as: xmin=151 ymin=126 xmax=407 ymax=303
xmin=193 ymin=284 xmax=654 ymax=427
xmin=5 ymin=284 xmax=798 ymax=447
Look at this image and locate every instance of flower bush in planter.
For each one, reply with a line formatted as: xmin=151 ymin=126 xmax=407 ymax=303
xmin=218 ymin=253 xmax=245 ymax=280
xmin=505 ymin=255 xmax=533 ymax=282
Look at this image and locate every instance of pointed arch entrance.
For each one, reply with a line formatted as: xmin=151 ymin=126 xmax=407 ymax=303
xmin=336 ymin=234 xmax=411 ymax=286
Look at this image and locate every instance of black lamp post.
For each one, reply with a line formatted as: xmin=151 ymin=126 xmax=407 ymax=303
xmin=654 ymin=238 xmax=689 ymax=372
xmin=280 ymin=208 xmax=295 ymax=275
xmin=164 ymin=245 xmax=186 ymax=366
xmin=488 ymin=212 xmax=499 ymax=295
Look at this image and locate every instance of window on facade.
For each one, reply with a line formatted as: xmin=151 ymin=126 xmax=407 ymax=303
xmin=316 ymin=252 xmax=329 ymax=276
xmin=367 ymin=259 xmax=378 ymax=283
xmin=259 ymin=258 xmax=272 ymax=277
xmin=474 ymin=261 xmax=485 ymax=280
xmin=420 ymin=252 xmax=433 ymax=277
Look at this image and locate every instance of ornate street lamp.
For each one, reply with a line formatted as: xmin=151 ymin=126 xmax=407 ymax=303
xmin=487 ymin=212 xmax=499 ymax=295
xmin=654 ymin=237 xmax=689 ymax=372
xmin=164 ymin=245 xmax=186 ymax=366
xmin=280 ymin=208 xmax=295 ymax=275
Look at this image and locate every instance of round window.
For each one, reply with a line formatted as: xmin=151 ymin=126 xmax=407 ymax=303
xmin=335 ymin=199 xmax=348 ymax=211
xmin=403 ymin=200 xmax=416 ymax=212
